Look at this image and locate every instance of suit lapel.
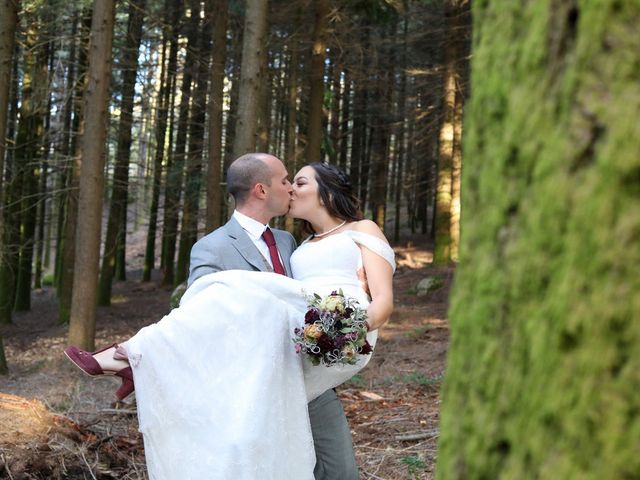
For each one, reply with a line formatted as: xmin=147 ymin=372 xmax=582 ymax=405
xmin=225 ymin=217 xmax=270 ymax=272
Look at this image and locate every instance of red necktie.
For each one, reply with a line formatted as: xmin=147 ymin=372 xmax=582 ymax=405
xmin=261 ymin=228 xmax=286 ymax=275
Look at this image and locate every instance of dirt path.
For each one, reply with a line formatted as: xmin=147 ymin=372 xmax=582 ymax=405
xmin=0 ymin=237 xmax=449 ymax=479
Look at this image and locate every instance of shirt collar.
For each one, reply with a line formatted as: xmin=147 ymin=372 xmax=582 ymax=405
xmin=233 ymin=210 xmax=268 ymax=241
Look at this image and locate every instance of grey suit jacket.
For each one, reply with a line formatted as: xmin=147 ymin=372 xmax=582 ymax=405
xmin=187 ymin=216 xmax=297 ymax=287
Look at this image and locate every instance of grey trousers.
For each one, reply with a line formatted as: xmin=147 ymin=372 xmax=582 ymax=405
xmin=308 ymin=389 xmax=359 ymax=480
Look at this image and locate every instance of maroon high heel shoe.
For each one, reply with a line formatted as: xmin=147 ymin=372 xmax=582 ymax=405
xmin=64 ymin=344 xmax=135 ymax=400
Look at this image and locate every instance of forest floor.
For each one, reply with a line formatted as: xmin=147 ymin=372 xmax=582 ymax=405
xmin=0 ymin=232 xmax=451 ymax=480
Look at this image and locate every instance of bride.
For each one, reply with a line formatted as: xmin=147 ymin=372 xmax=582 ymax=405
xmin=65 ymin=161 xmax=395 ymax=479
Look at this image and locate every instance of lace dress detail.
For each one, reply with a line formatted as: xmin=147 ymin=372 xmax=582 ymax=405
xmin=124 ymin=231 xmax=394 ymax=480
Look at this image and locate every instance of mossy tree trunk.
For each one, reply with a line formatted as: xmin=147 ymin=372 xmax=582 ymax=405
xmin=437 ymin=1 xmax=640 ymax=478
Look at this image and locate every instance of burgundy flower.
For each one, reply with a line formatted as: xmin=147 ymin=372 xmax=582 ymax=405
xmin=334 ymin=335 xmax=347 ymax=350
xmin=305 ymin=308 xmax=320 ymax=324
xmin=316 ymin=333 xmax=335 ymax=353
xmin=359 ymin=340 xmax=373 ymax=355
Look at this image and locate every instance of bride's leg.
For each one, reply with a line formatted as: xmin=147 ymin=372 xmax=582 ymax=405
xmin=93 ymin=345 xmax=130 ymax=371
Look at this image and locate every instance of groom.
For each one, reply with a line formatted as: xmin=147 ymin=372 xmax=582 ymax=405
xmin=187 ymin=153 xmax=359 ymax=480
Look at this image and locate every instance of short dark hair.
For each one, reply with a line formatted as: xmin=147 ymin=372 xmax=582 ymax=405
xmin=303 ymin=163 xmax=363 ymax=234
xmin=226 ymin=154 xmax=272 ymax=205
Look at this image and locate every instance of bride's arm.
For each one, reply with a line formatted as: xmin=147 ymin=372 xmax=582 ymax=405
xmin=353 ymin=220 xmax=394 ymax=331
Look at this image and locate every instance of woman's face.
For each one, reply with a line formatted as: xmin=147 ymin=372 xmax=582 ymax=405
xmin=289 ymin=166 xmax=323 ymax=220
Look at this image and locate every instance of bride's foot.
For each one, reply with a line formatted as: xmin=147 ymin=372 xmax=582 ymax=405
xmin=64 ymin=344 xmax=134 ymax=400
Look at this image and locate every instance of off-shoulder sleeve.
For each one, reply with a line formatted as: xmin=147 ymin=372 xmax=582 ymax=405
xmin=345 ymin=231 xmax=396 ymax=272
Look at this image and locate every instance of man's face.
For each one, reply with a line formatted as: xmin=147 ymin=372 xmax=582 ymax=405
xmin=262 ymin=155 xmax=292 ymax=217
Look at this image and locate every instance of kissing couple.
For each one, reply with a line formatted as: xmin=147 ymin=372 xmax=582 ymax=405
xmin=65 ymin=153 xmax=395 ymax=479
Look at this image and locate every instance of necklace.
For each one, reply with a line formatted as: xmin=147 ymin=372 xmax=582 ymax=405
xmin=313 ymin=220 xmax=347 ymax=238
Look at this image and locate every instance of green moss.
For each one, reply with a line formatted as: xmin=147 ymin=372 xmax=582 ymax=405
xmin=437 ymin=1 xmax=640 ymax=478
xmin=170 ymin=282 xmax=188 ymax=309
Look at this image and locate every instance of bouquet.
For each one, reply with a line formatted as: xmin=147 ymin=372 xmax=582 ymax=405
xmin=293 ymin=290 xmax=373 ymax=367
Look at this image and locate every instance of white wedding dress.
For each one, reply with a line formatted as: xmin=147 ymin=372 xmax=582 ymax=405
xmin=124 ymin=231 xmax=395 ymax=480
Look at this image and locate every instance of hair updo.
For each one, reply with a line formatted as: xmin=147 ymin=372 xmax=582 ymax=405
xmin=303 ymin=163 xmax=363 ymax=234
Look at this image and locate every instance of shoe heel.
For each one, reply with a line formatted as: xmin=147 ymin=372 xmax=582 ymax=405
xmin=115 ymin=367 xmax=134 ymax=400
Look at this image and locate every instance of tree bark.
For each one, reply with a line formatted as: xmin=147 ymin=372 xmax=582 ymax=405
xmin=54 ymin=8 xmax=80 ymax=288
xmin=437 ymin=1 xmax=640 ymax=478
xmin=393 ymin=14 xmax=409 ymax=242
xmin=231 ymin=0 xmax=268 ymax=159
xmin=98 ymin=0 xmax=146 ymax=305
xmin=328 ymin=54 xmax=341 ymax=165
xmin=0 ymin=0 xmax=19 ymax=370
xmin=432 ymin=2 xmax=457 ymax=264
xmin=143 ymin=0 xmax=181 ymax=282
xmin=338 ymin=74 xmax=350 ymax=171
xmin=161 ymin=0 xmax=198 ymax=286
xmin=283 ymin=28 xmax=300 ymax=234
xmin=12 ymin=17 xmax=48 ymax=312
xmin=204 ymin=0 xmax=229 ymax=233
xmin=305 ymin=0 xmax=330 ymax=164
xmin=58 ymin=8 xmax=91 ymax=323
xmin=175 ymin=0 xmax=207 ymax=287
xmin=0 ymin=0 xmax=19 ymax=214
xmin=68 ymin=0 xmax=116 ymax=350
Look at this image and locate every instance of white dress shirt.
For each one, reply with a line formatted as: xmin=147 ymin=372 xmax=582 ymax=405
xmin=232 ymin=210 xmax=280 ymax=269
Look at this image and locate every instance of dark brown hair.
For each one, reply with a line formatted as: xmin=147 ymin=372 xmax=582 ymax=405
xmin=303 ymin=162 xmax=363 ymax=234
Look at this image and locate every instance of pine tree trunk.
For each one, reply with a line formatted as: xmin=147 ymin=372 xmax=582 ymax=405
xmin=224 ymin=24 xmax=242 ymax=173
xmin=13 ymin=20 xmax=48 ymax=312
xmin=283 ymin=29 xmax=299 ymax=234
xmin=338 ymin=74 xmax=350 ymax=171
xmin=0 ymin=0 xmax=18 ymax=212
xmin=370 ymin=26 xmax=393 ymax=230
xmin=231 ymin=0 xmax=268 ymax=159
xmin=161 ymin=0 xmax=198 ymax=286
xmin=433 ymin=5 xmax=457 ymax=264
xmin=34 ymin=39 xmax=55 ymax=289
xmin=328 ymin=55 xmax=341 ymax=165
xmin=393 ymin=15 xmax=409 ymax=242
xmin=97 ymin=0 xmax=146 ymax=305
xmin=255 ymin=52 xmax=271 ymax=152
xmin=204 ymin=0 xmax=228 ymax=233
xmin=0 ymin=0 xmax=19 ymax=369
xmin=58 ymin=9 xmax=90 ymax=323
xmin=437 ymin=2 xmax=640 ymax=478
xmin=175 ymin=0 xmax=206 ymax=286
xmin=305 ymin=0 xmax=330 ymax=164
xmin=449 ymin=90 xmax=463 ymax=261
xmin=54 ymin=8 xmax=80 ymax=287
xmin=143 ymin=0 xmax=180 ymax=282
xmin=68 ymin=0 xmax=116 ymax=350
xmin=350 ymin=80 xmax=367 ymax=203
